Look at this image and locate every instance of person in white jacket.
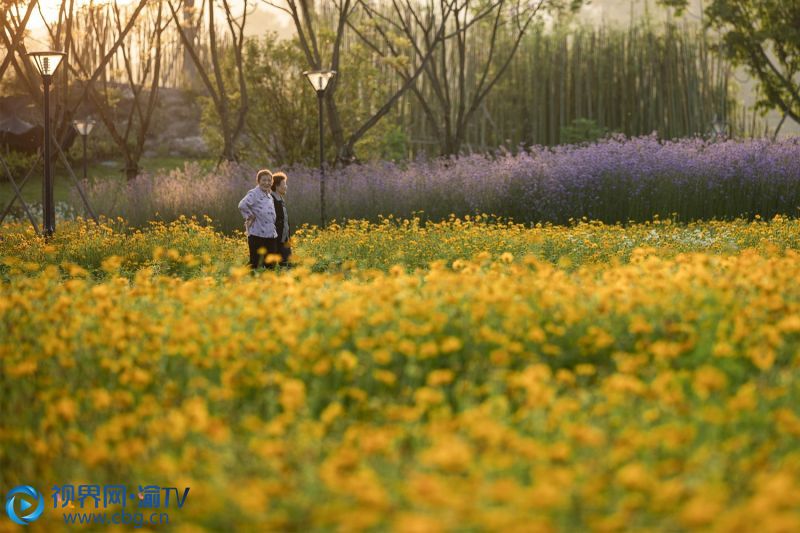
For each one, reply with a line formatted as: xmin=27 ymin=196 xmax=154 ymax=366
xmin=238 ymin=169 xmax=278 ymax=269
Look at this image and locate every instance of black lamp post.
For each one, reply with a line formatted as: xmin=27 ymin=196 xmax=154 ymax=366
xmin=28 ymin=51 xmax=66 ymax=238
xmin=72 ymin=119 xmax=95 ymax=181
xmin=303 ymin=69 xmax=336 ymax=227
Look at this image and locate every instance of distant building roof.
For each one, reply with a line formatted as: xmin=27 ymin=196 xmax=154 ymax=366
xmin=0 ymin=116 xmax=36 ymax=135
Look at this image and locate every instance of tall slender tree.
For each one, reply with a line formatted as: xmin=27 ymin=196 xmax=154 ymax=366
xmin=264 ymin=0 xmax=455 ymax=164
xmin=660 ymin=0 xmax=800 ymax=126
xmin=67 ymin=0 xmax=168 ymax=180
xmin=167 ymin=0 xmax=251 ymax=162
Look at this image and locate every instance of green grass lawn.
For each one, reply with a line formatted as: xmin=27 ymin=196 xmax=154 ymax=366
xmin=0 ymin=156 xmax=211 ymax=208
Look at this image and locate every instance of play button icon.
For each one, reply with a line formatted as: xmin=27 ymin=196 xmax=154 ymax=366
xmin=5 ymin=485 xmax=45 ymax=525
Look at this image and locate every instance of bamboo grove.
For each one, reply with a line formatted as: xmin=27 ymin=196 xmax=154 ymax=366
xmin=400 ymin=19 xmax=758 ymax=154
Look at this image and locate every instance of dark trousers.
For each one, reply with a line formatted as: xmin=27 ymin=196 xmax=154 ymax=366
xmin=248 ymin=234 xmax=279 ymax=269
xmin=278 ymin=241 xmax=292 ymax=267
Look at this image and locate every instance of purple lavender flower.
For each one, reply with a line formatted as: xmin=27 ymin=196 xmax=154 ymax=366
xmin=75 ymin=136 xmax=800 ymax=232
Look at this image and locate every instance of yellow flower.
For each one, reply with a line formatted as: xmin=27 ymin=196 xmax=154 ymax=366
xmin=776 ymin=314 xmax=800 ymax=333
xmin=91 ymin=389 xmax=113 ymax=410
xmin=184 ymin=397 xmax=209 ymax=431
xmin=649 ymin=340 xmax=685 ymax=360
xmin=680 ymin=493 xmax=724 ymax=528
xmin=372 ymin=349 xmax=392 ymax=365
xmin=312 ymin=358 xmax=332 ymax=376
xmin=556 ymin=368 xmax=575 ymax=385
xmin=54 ymin=397 xmax=78 ymax=421
xmin=748 ymin=346 xmax=776 ymax=371
xmin=628 ymin=314 xmax=653 ymax=334
xmin=337 ymin=350 xmax=358 ymax=371
xmin=616 ymin=462 xmax=654 ymax=492
xmin=414 ymin=387 xmax=444 ymax=407
xmin=101 ymin=255 xmax=123 ymax=272
xmin=374 ymin=369 xmax=397 ymax=386
xmin=774 ymin=408 xmax=800 ymax=437
xmin=320 ymin=402 xmax=344 ymax=425
xmin=712 ymin=341 xmax=735 ymax=358
xmin=426 ymin=369 xmax=455 ymax=387
xmin=440 ymin=336 xmax=463 ymax=353
xmin=393 ymin=513 xmax=446 ymax=533
xmin=421 ymin=436 xmax=473 ymax=473
xmin=692 ymin=365 xmax=728 ymax=399
xmin=279 ymin=379 xmax=306 ymax=412
xmin=418 ymin=341 xmax=439 ymax=359
xmin=6 ymin=360 xmax=38 ymax=378
xmin=727 ymin=383 xmax=758 ymax=412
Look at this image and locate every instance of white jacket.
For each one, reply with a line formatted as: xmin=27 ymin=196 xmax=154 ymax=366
xmin=238 ymin=187 xmax=277 ymax=238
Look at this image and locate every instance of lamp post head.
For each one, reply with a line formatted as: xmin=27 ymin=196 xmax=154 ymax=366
xmin=28 ymin=51 xmax=67 ymax=78
xmin=72 ymin=119 xmax=96 ymax=137
xmin=303 ymin=69 xmax=337 ymax=94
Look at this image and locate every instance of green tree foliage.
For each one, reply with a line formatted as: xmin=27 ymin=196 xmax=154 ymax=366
xmin=236 ymin=35 xmax=317 ymax=165
xmin=0 ymin=150 xmax=38 ymax=182
xmin=205 ymin=31 xmax=410 ymax=166
xmin=661 ymin=0 xmax=800 ymax=124
xmin=560 ymin=118 xmax=608 ymax=144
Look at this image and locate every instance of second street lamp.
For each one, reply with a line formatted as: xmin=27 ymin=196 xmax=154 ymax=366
xmin=72 ymin=119 xmax=95 ymax=182
xmin=303 ymin=69 xmax=336 ymax=227
xmin=28 ymin=50 xmax=66 ymax=238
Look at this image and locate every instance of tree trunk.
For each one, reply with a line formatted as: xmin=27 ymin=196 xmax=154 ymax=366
xmin=125 ymin=162 xmax=140 ymax=181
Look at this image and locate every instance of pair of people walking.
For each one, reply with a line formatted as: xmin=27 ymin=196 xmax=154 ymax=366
xmin=238 ymin=169 xmax=291 ymax=269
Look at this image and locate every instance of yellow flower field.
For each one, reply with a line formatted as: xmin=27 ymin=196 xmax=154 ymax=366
xmin=1 ymin=216 xmax=800 ymax=531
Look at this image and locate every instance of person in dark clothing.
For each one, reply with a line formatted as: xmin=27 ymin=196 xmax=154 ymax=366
xmin=270 ymin=172 xmax=291 ymax=267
